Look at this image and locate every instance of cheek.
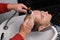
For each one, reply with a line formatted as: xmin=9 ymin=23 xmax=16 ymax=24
xmin=42 ymin=17 xmax=50 ymax=23
xmin=46 ymin=16 xmax=51 ymax=21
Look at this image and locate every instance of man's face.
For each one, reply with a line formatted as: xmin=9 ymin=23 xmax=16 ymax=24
xmin=33 ymin=10 xmax=52 ymax=31
xmin=33 ymin=10 xmax=52 ymax=25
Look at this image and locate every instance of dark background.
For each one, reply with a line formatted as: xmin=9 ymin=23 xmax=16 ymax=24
xmin=18 ymin=0 xmax=60 ymax=26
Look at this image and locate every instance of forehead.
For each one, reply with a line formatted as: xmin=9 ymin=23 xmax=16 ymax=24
xmin=34 ymin=11 xmax=42 ymax=17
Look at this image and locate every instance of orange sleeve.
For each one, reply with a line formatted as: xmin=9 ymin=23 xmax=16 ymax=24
xmin=10 ymin=34 xmax=24 ymax=40
xmin=0 ymin=3 xmax=9 ymax=14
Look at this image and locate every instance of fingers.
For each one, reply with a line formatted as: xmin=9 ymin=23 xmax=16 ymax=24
xmin=23 ymin=16 xmax=34 ymax=29
xmin=23 ymin=18 xmax=30 ymax=25
xmin=27 ymin=17 xmax=34 ymax=28
xmin=19 ymin=9 xmax=27 ymax=13
xmin=21 ymin=4 xmax=27 ymax=9
xmin=20 ymin=4 xmax=28 ymax=13
xmin=16 ymin=4 xmax=28 ymax=13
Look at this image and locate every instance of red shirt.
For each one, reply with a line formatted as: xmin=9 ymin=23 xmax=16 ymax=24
xmin=10 ymin=34 xmax=24 ymax=40
xmin=0 ymin=3 xmax=24 ymax=40
xmin=0 ymin=3 xmax=9 ymax=13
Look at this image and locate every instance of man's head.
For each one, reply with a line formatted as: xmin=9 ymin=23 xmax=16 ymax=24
xmin=33 ymin=10 xmax=52 ymax=31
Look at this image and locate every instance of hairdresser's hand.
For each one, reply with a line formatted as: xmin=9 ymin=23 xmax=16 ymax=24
xmin=33 ymin=10 xmax=52 ymax=31
xmin=7 ymin=3 xmax=27 ymax=13
xmin=19 ymin=15 xmax=34 ymax=38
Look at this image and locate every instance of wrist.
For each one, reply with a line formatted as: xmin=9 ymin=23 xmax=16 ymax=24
xmin=19 ymin=31 xmax=27 ymax=38
xmin=7 ymin=4 xmax=15 ymax=10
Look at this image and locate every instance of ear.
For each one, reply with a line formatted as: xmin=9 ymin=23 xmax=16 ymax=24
xmin=38 ymin=26 xmax=46 ymax=31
